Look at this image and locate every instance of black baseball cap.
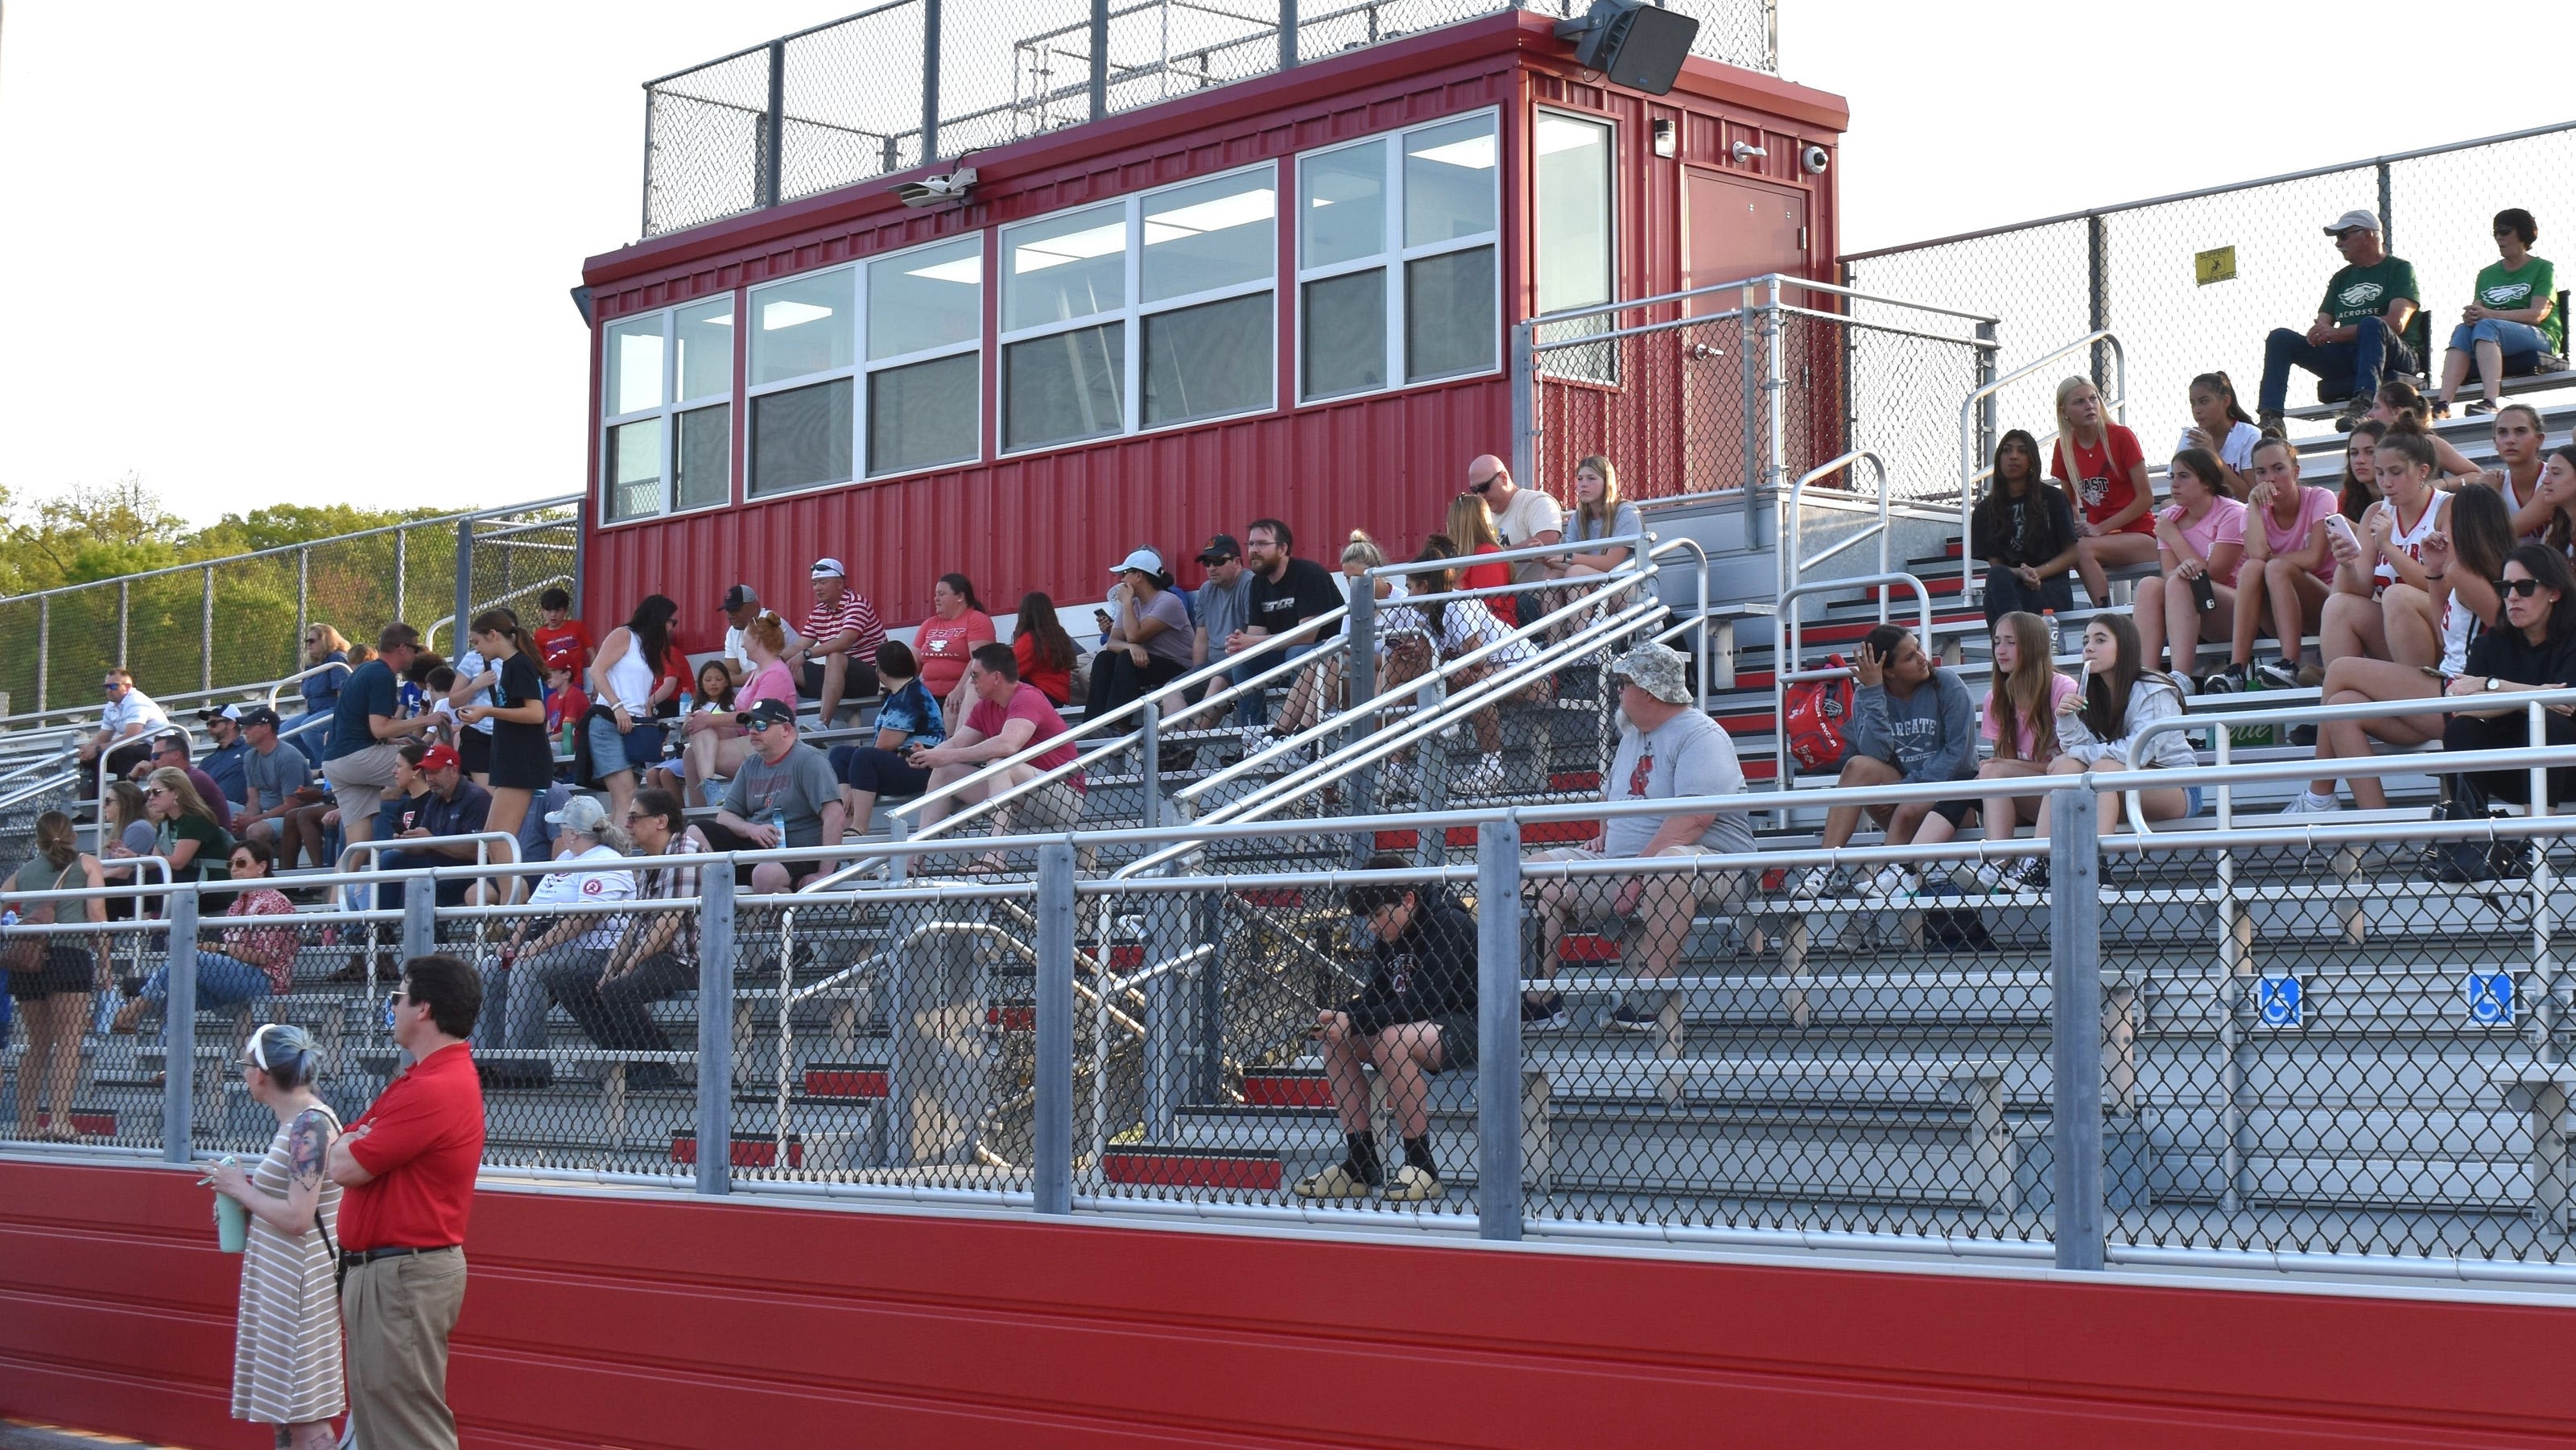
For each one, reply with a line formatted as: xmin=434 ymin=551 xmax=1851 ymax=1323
xmin=720 ymin=584 xmax=759 ymax=612
xmin=240 ymin=705 xmax=282 ymax=730
xmin=737 ymin=698 xmax=798 ymax=730
xmin=1198 ymin=533 xmax=1241 ymax=564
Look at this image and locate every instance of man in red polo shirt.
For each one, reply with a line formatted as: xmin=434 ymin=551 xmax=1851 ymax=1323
xmin=327 ymin=953 xmax=486 ymax=1449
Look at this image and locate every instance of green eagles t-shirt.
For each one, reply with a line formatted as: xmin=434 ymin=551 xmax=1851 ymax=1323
xmin=2473 ymin=256 xmax=2562 ymax=354
xmin=2318 ymin=256 xmax=2419 ymax=329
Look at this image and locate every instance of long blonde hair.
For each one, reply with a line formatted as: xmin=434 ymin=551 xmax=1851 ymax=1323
xmin=145 ymin=766 xmax=218 ymax=827
xmin=1988 ymin=611 xmax=2060 ymax=764
xmin=1574 ymin=455 xmax=1623 ymax=531
xmin=1445 ymin=493 xmax=1501 ymax=552
xmin=2052 ymin=375 xmax=2107 ymax=470
xmin=305 ymin=624 xmax=349 ymax=663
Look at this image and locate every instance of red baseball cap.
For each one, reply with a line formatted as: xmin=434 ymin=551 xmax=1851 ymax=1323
xmin=418 ymin=743 xmax=463 ymax=773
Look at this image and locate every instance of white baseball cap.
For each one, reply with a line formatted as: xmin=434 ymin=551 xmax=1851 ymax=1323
xmin=2323 ymin=208 xmax=2382 ymax=236
xmin=810 ymin=557 xmax=846 ymax=579
xmin=1109 ymin=547 xmax=1166 ymax=577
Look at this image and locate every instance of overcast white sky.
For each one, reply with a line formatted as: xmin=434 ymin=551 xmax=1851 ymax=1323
xmin=0 ymin=1 xmax=2566 ymax=526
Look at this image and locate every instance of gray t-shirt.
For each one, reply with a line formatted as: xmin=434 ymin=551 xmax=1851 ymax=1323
xmin=1196 ymin=571 xmax=1254 ymax=651
xmin=1137 ymin=589 xmax=1195 ymax=667
xmin=722 ymin=741 xmax=840 ymax=849
xmin=240 ymin=742 xmax=313 ymax=812
xmin=1568 ymin=502 xmax=1642 ymax=550
xmin=1602 ymin=708 xmax=1754 ymax=858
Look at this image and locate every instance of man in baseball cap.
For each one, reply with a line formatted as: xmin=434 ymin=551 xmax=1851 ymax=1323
xmin=231 ymin=705 xmax=321 ymax=865
xmin=710 ymin=696 xmax=844 ymax=894
xmin=717 ymin=584 xmax=786 ymax=688
xmin=1521 ymin=642 xmax=1754 ymax=1036
xmin=786 ymin=557 xmax=884 ymax=727
xmin=192 ymin=704 xmax=254 ymax=811
xmin=376 ymin=740 xmax=499 ymax=911
xmin=2256 ymin=205 xmax=2419 ymax=432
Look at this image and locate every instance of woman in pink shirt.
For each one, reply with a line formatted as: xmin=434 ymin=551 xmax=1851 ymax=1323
xmin=1910 ymin=610 xmax=2078 ymax=855
xmin=2217 ymin=434 xmax=2342 ymax=690
xmin=2132 ymin=448 xmax=2246 ymax=682
xmin=914 ymin=573 xmax=996 ymax=710
xmin=681 ymin=612 xmax=798 ymax=806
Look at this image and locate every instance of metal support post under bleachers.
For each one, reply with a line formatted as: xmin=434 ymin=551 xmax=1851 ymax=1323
xmin=1345 ymin=586 xmax=1378 ymax=865
xmin=2050 ymin=791 xmax=2105 ymax=1271
xmin=696 ymin=867 xmax=737 ymax=1196
xmin=1034 ymin=841 xmax=1076 ymax=1215
xmin=1476 ymin=818 xmax=1523 ymax=1241
xmin=1145 ymin=877 xmax=1190 ymax=1140
xmin=402 ymin=884 xmax=436 ymax=965
xmin=1139 ymin=700 xmax=1162 ymax=828
xmin=161 ymin=886 xmax=200 ymax=1164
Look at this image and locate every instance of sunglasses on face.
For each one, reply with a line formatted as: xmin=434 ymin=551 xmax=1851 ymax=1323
xmin=146 ymin=786 xmax=171 ymax=797
xmin=2504 ymin=578 xmax=2547 ymax=598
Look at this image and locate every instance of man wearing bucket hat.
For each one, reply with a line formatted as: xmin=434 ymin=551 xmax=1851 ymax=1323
xmin=1521 ymin=643 xmax=1753 ymax=1034
xmin=1089 ymin=546 xmax=1195 ymax=718
xmin=2256 ymin=208 xmax=2421 ymax=432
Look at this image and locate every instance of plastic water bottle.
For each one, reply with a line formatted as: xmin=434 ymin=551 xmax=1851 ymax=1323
xmin=2041 ymin=607 xmax=2066 ymax=659
xmin=679 ymin=689 xmax=694 ymax=716
xmin=767 ymin=808 xmax=788 ymax=845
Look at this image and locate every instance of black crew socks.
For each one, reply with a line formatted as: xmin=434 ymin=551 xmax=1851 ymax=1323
xmin=1402 ymin=1134 xmax=1437 ymax=1175
xmin=1345 ymin=1131 xmax=1383 ymax=1184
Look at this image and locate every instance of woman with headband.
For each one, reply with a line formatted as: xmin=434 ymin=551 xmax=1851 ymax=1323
xmin=204 ymin=1023 xmax=345 ymax=1448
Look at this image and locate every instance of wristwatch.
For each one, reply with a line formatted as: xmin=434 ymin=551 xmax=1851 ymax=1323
xmin=2484 ymin=676 xmax=2504 ymax=692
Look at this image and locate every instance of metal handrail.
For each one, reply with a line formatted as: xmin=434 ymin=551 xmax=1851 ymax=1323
xmin=265 ymin=659 xmax=355 ymax=714
xmin=1778 ymin=449 xmax=1892 ymax=615
xmin=1532 ymin=272 xmax=2000 ymax=331
xmin=93 ymin=717 xmax=202 ymax=804
xmin=1956 ymin=331 xmax=2128 ymax=601
xmin=1771 ymin=571 xmax=1936 ymax=790
xmin=1645 ymin=535 xmax=1712 ymax=708
xmin=2122 ymin=687 xmax=2576 ymax=834
xmin=1366 ymin=533 xmax=1640 ymax=582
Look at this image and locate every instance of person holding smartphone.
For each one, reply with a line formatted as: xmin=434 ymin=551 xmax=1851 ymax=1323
xmin=828 ymin=639 xmax=944 ymax=837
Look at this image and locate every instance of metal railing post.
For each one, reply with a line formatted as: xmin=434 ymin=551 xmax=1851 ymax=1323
xmin=1476 ymin=818 xmax=1525 ymax=1240
xmin=1088 ymin=0 xmax=1109 ymax=120
xmin=1034 ymin=841 xmax=1076 ymax=1214
xmin=1139 ymin=700 xmax=1162 ymax=828
xmin=200 ymin=566 xmax=215 ymax=693
xmin=117 ymin=580 xmax=130 ymax=669
xmin=921 ymin=0 xmax=943 ymax=161
xmin=1973 ymin=320 xmax=1998 ymax=479
xmin=2377 ymin=159 xmax=2395 ymax=253
xmin=402 ymin=883 xmax=436 ymax=965
xmin=2050 ymin=783 xmax=2105 ymax=1270
xmin=762 ymin=39 xmax=787 ymax=209
xmin=453 ymin=518 xmax=476 ymax=648
xmin=1345 ymin=584 xmax=1377 ymax=860
xmin=696 ymin=867 xmax=737 ymax=1195
xmin=162 ymin=885 xmax=200 ymax=1163
xmin=394 ymin=527 xmax=408 ymax=624
xmin=1509 ymin=320 xmax=1537 ymax=508
xmin=295 ymin=547 xmax=310 ymax=676
xmin=35 ymin=594 xmax=47 ymax=716
xmin=1279 ymin=0 xmax=1298 ymax=68
xmin=2086 ymin=214 xmax=2111 ymax=392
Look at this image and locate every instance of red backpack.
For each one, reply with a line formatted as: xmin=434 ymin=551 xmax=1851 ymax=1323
xmin=1783 ymin=655 xmax=1852 ymax=773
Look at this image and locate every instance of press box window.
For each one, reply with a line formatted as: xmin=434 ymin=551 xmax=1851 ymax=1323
xmin=599 ymin=297 xmax=735 ymax=523
xmin=1296 ymin=110 xmax=1500 ymax=404
xmin=1534 ymin=110 xmax=1616 ymax=384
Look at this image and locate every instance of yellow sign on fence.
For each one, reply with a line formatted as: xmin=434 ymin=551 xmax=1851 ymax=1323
xmin=2196 ymin=246 xmax=2238 ymax=286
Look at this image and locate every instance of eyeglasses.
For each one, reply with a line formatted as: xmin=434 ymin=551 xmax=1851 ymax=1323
xmin=1468 ymin=474 xmax=1498 ymax=494
xmin=386 ymin=989 xmax=412 ymax=1009
xmin=2504 ymin=578 xmax=2547 ymax=598
xmin=624 ymin=810 xmax=647 ymax=821
xmin=101 ymin=681 xmax=122 ymax=692
xmin=145 ymin=786 xmax=171 ymax=797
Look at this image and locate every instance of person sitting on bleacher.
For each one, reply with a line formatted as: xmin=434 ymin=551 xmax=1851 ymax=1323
xmin=829 ymin=638 xmax=942 ymax=837
xmin=2321 ymin=423 xmax=2455 ymax=675
xmin=706 ymin=698 xmax=846 ymax=892
xmin=1912 ymin=612 xmax=2074 ymax=865
xmin=112 ymin=837 xmax=295 ymax=1035
xmin=1289 ymin=853 xmax=1479 ymax=1204
xmin=2256 ymin=209 xmax=2420 ymax=434
xmin=2536 ymin=444 xmax=2576 ymax=559
xmin=372 ymin=743 xmax=499 ymax=912
xmin=552 ymin=787 xmax=708 ymax=1090
xmin=2219 ymin=436 xmax=2341 ymax=692
xmin=1997 ymin=617 xmax=2196 ymax=889
xmin=2132 ymin=448 xmax=2247 ymax=688
xmin=1521 ymin=645 xmax=1752 ymax=1031
xmin=2367 ymin=381 xmax=2479 ymax=480
xmin=2289 ymin=483 xmax=2512 ymax=816
xmin=2049 ymin=377 xmax=2157 ymax=609
xmin=2428 ymin=543 xmax=2576 ymax=871
xmin=1380 ymin=539 xmax=1534 ymax=799
xmin=1790 ymin=625 xmax=1976 ymax=902
xmin=2177 ymin=371 xmax=2262 ymax=491
xmin=910 ymin=644 xmax=1085 ymax=866
xmin=2432 ymin=209 xmax=2559 ymax=420
xmin=473 ymin=794 xmax=637 ymax=1087
xmin=2479 ymin=403 xmax=2554 ymax=540
xmin=1970 ymin=429 xmax=2079 ymax=625
xmin=79 ymin=667 xmax=167 ymax=789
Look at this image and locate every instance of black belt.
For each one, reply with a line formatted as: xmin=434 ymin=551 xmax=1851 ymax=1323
xmin=339 ymin=1245 xmax=458 ymax=1269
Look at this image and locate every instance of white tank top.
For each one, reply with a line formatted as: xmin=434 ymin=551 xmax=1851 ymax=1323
xmin=2500 ymin=468 xmax=2549 ymax=541
xmin=603 ymin=631 xmax=658 ymax=711
xmin=2373 ymin=492 xmax=2443 ymax=589
xmin=2439 ymin=593 xmax=2480 ymax=675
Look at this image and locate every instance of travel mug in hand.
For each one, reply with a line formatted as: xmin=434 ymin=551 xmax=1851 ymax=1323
xmin=210 ymin=1157 xmax=248 ymax=1252
xmin=2190 ymin=571 xmax=2217 ymax=613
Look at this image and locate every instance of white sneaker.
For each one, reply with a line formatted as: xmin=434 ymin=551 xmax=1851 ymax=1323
xmin=2278 ymin=791 xmax=2342 ymax=817
xmin=1868 ymin=864 xmax=1915 ymax=901
xmin=1787 ymin=865 xmax=1837 ymax=901
xmin=1971 ymin=861 xmax=2016 ymax=892
xmin=1456 ymin=752 xmax=1508 ymax=796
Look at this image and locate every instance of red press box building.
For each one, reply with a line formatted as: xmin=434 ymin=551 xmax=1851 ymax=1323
xmin=576 ymin=2 xmax=1844 ymax=629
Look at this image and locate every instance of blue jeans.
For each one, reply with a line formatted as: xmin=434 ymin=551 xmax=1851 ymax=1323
xmin=141 ymin=952 xmax=274 ymax=1012
xmin=372 ymin=850 xmax=474 ymax=913
xmin=477 ymin=944 xmax=605 ymax=1053
xmin=2258 ymin=315 xmax=2417 ymax=412
xmin=586 ymin=714 xmax=665 ymax=783
xmin=1227 ymin=640 xmax=1318 ymax=727
xmin=2446 ymin=318 xmax=2549 ymax=370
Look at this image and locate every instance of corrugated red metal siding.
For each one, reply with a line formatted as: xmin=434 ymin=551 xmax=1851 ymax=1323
xmin=576 ymin=14 xmax=1847 ymax=633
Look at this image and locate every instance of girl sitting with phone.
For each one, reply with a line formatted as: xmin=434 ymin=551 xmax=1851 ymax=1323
xmin=2131 ymin=447 xmax=2247 ymax=684
xmin=2321 ymin=421 xmax=2454 ymax=671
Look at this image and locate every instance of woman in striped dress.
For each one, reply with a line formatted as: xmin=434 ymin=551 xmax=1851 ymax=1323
xmin=204 ymin=1023 xmax=344 ymax=1448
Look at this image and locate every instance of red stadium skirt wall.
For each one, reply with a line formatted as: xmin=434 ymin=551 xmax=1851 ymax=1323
xmin=6 ymin=1159 xmax=2576 ymax=1448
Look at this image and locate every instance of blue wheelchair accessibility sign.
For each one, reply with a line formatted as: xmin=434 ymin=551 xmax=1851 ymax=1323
xmin=2256 ymin=973 xmax=2303 ymax=1028
xmin=2465 ymin=971 xmax=2517 ymax=1027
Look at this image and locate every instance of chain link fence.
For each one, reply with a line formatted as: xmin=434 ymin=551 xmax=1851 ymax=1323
xmin=1843 ymin=123 xmax=2576 ymax=471
xmin=642 ymin=0 xmax=1781 ymax=238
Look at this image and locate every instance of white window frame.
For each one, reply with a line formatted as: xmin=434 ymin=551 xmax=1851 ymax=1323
xmin=1294 ymin=106 xmax=1505 ymax=407
xmin=598 ymin=296 xmax=737 ymax=525
xmin=995 ymin=159 xmax=1281 ymax=461
xmin=861 ymin=233 xmax=988 ymax=480
xmin=742 ymin=263 xmax=860 ymax=500
xmin=1532 ymin=105 xmax=1620 ymax=386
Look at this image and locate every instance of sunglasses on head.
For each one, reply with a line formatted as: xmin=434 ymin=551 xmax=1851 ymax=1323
xmin=2504 ymin=578 xmax=2548 ymax=598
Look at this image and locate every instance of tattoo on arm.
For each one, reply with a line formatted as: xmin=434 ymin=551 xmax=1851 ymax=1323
xmin=288 ymin=1109 xmax=330 ymax=1191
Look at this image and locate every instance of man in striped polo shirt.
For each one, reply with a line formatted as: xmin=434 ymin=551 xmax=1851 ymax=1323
xmin=786 ymin=556 xmax=885 ymax=727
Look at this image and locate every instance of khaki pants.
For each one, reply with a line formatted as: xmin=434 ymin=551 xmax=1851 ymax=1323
xmin=341 ymin=1247 xmax=468 ymax=1450
xmin=321 ymin=741 xmax=403 ymax=837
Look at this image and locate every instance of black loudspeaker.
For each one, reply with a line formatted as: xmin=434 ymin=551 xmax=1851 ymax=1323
xmin=1554 ymin=0 xmax=1701 ymax=96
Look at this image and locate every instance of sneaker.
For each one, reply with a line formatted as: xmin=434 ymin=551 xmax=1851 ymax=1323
xmin=2286 ymin=723 xmax=2318 ymax=747
xmin=2253 ymin=657 xmax=2302 ymax=690
xmin=1971 ymin=860 xmax=2020 ymax=892
xmin=1455 ymin=752 xmax=1508 ymax=797
xmin=2167 ymin=669 xmax=2196 ymax=696
xmin=2429 ymin=398 xmax=2454 ymax=421
xmin=1786 ymin=865 xmax=1838 ymax=901
xmin=2333 ymin=397 xmax=2372 ymax=432
xmin=1521 ymin=993 xmax=1571 ymax=1032
xmin=2256 ymin=408 xmax=2285 ymax=436
xmin=2465 ymin=398 xmax=2499 ymax=417
xmin=1868 ymin=864 xmax=1915 ymax=901
xmin=2200 ymin=663 xmax=2247 ymax=694
xmin=1608 ymin=1000 xmax=1666 ymax=1031
xmin=1291 ymin=1162 xmax=1378 ymax=1200
xmin=2277 ymin=791 xmax=2341 ymax=817
xmin=1381 ymin=1164 xmax=1447 ymax=1202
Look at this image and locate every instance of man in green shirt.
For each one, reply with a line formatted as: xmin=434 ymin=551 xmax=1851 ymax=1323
xmin=2433 ymin=206 xmax=2561 ymax=416
xmin=2257 ymin=208 xmax=2419 ymax=432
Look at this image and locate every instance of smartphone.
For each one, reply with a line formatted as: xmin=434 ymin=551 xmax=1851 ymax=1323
xmin=2421 ymin=666 xmax=2447 ymax=679
xmin=2326 ymin=514 xmax=2361 ymax=553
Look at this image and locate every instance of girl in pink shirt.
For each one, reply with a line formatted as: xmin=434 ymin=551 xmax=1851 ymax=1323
xmin=1909 ymin=611 xmax=2078 ymax=854
xmin=2220 ymin=434 xmax=2341 ymax=689
xmin=2132 ymin=448 xmax=2246 ymax=682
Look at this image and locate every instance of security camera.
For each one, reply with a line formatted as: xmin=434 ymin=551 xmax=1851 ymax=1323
xmin=1800 ymin=144 xmax=1830 ymax=176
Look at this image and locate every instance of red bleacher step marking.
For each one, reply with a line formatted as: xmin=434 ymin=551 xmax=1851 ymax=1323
xmin=671 ymin=1131 xmax=803 ymax=1169
xmin=68 ymin=1111 xmax=117 ymax=1137
xmin=1558 ymin=934 xmax=1621 ymax=962
xmin=1108 ymin=944 xmax=1145 ymax=970
xmin=803 ymin=1066 xmax=888 ymax=1101
xmin=1102 ymin=1148 xmax=1284 ymax=1191
xmin=1241 ymin=1069 xmax=1334 ymax=1109
xmin=986 ymin=1004 xmax=1035 ymax=1032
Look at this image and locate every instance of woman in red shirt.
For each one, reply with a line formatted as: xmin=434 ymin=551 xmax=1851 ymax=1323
xmin=1444 ymin=491 xmax=1517 ymax=626
xmin=1012 ymin=592 xmax=1078 ymax=706
xmin=2050 ymin=375 xmax=2158 ymax=608
xmin=914 ymin=572 xmax=996 ymax=713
